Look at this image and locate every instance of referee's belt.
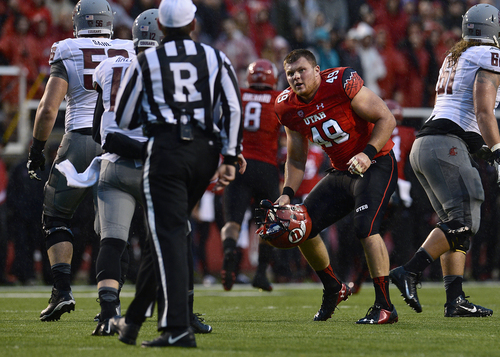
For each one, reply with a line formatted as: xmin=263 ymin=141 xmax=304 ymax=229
xmin=143 ymin=122 xmax=177 ymax=136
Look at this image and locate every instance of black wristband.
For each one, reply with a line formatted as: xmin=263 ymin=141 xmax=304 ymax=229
xmin=362 ymin=144 xmax=377 ymax=161
xmin=223 ymin=155 xmax=238 ymax=166
xmin=282 ymin=186 xmax=295 ymax=199
xmin=31 ymin=137 xmax=46 ymax=151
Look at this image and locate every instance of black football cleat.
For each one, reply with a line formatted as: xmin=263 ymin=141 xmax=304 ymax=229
xmin=92 ymin=319 xmax=115 ymax=336
xmin=389 ymin=266 xmax=422 ymax=313
xmin=191 ymin=313 xmax=212 ymax=334
xmin=313 ymin=283 xmax=352 ymax=321
xmin=109 ymin=316 xmax=141 ymax=345
xmin=221 ymin=248 xmax=237 ymax=291
xmin=40 ymin=287 xmax=75 ymax=321
xmin=141 ymin=328 xmax=196 ymax=348
xmin=356 ymin=304 xmax=399 ymax=324
xmin=252 ymin=272 xmax=273 ymax=292
xmin=444 ymin=295 xmax=493 ymax=317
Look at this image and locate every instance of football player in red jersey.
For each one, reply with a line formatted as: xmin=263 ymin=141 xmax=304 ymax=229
xmin=274 ymin=49 xmax=399 ymax=324
xmin=220 ymin=59 xmax=282 ymax=292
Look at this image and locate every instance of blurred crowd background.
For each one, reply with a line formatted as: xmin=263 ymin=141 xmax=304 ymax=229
xmin=0 ymin=0 xmax=499 ymax=290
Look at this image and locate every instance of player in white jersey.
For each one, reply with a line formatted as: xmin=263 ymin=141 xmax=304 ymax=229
xmin=389 ymin=4 xmax=496 ymax=318
xmin=27 ymin=0 xmax=134 ymax=322
xmin=90 ymin=9 xmax=212 ymax=338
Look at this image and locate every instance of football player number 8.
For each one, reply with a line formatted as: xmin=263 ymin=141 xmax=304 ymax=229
xmin=311 ymin=119 xmax=349 ymax=147
xmin=243 ymin=101 xmax=261 ymax=131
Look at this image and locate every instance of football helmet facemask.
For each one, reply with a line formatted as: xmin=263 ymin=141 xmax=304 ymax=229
xmin=246 ymin=59 xmax=278 ymax=89
xmin=132 ymin=9 xmax=163 ymax=50
xmin=462 ymin=4 xmax=500 ymax=46
xmin=73 ymin=0 xmax=114 ymax=38
xmin=255 ymin=199 xmax=312 ymax=249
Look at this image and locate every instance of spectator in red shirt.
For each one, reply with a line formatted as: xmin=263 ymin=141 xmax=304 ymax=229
xmin=398 ymin=20 xmax=438 ymax=107
xmin=0 ymin=14 xmax=45 ymax=109
xmin=374 ymin=0 xmax=409 ymax=47
xmin=23 ymin=0 xmax=52 ymax=29
xmin=248 ymin=5 xmax=276 ymax=57
xmin=374 ymin=25 xmax=406 ymax=101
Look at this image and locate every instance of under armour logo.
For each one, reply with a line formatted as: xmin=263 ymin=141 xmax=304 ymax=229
xmin=449 ymin=147 xmax=458 ymax=156
xmin=316 ymin=103 xmax=324 ymax=110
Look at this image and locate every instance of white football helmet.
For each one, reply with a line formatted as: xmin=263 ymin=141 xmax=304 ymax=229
xmin=73 ymin=0 xmax=114 ymax=38
xmin=462 ymin=4 xmax=500 ymax=46
xmin=132 ymin=9 xmax=163 ymax=50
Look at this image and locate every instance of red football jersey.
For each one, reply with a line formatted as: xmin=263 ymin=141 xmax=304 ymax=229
xmin=275 ymin=68 xmax=394 ymax=171
xmin=240 ymin=87 xmax=282 ymax=166
xmin=391 ymin=125 xmax=416 ymax=181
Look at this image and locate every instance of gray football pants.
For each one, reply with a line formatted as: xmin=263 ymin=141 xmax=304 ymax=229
xmin=409 ymin=134 xmax=484 ymax=234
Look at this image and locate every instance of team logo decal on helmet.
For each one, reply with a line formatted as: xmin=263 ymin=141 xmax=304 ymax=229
xmin=255 ymin=199 xmax=312 ymax=249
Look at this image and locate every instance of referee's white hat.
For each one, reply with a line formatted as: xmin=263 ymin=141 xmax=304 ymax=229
xmin=159 ymin=0 xmax=197 ymax=28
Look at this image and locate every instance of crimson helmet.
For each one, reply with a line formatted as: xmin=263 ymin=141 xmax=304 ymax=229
xmin=246 ymin=59 xmax=278 ymax=89
xmin=255 ymin=200 xmax=312 ymax=249
xmin=385 ymin=99 xmax=403 ymax=123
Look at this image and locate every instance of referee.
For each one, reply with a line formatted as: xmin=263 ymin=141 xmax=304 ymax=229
xmin=113 ymin=0 xmax=244 ymax=348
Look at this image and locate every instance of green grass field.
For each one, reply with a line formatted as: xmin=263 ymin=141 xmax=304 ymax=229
xmin=1 ymin=282 xmax=499 ymax=357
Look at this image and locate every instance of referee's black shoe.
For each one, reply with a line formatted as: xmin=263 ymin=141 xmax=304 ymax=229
xmin=389 ymin=266 xmax=422 ymax=313
xmin=40 ymin=287 xmax=75 ymax=321
xmin=109 ymin=316 xmax=141 ymax=345
xmin=444 ymin=295 xmax=493 ymax=317
xmin=191 ymin=313 xmax=212 ymax=333
xmin=141 ymin=328 xmax=196 ymax=348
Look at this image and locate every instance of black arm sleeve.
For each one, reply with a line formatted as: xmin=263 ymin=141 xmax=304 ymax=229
xmin=50 ymin=60 xmax=68 ymax=82
xmin=93 ymin=85 xmax=104 ymax=145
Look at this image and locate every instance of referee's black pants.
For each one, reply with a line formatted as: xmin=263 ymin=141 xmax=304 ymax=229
xmin=136 ymin=126 xmax=220 ymax=332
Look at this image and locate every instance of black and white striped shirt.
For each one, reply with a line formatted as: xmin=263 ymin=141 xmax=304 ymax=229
xmin=115 ymin=35 xmax=243 ymax=158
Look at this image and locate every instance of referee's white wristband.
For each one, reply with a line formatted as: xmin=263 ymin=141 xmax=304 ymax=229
xmin=491 ymin=143 xmax=500 ymax=152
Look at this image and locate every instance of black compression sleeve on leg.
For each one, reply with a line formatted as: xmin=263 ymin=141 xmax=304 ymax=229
xmin=96 ymin=238 xmax=127 ymax=282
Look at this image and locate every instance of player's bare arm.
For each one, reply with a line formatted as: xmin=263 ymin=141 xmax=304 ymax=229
xmin=474 ymin=69 xmax=500 ymax=148
xmin=33 ymin=76 xmax=68 ymax=141
xmin=277 ymin=127 xmax=308 ymax=206
xmin=348 ymin=86 xmax=396 ymax=175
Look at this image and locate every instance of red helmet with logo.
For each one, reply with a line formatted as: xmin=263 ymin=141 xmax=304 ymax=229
xmin=385 ymin=99 xmax=403 ymax=123
xmin=246 ymin=59 xmax=278 ymax=89
xmin=255 ymin=200 xmax=312 ymax=249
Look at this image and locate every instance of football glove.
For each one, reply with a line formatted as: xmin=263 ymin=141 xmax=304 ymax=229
xmin=103 ymin=132 xmax=145 ymax=160
xmin=475 ymin=145 xmax=496 ymax=166
xmin=475 ymin=145 xmax=500 ymax=186
xmin=27 ymin=139 xmax=46 ymax=181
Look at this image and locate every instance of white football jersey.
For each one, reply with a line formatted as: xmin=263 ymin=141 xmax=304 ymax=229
xmin=430 ymin=45 xmax=500 ymax=135
xmin=49 ymin=37 xmax=134 ymax=132
xmin=93 ymin=55 xmax=146 ymax=146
